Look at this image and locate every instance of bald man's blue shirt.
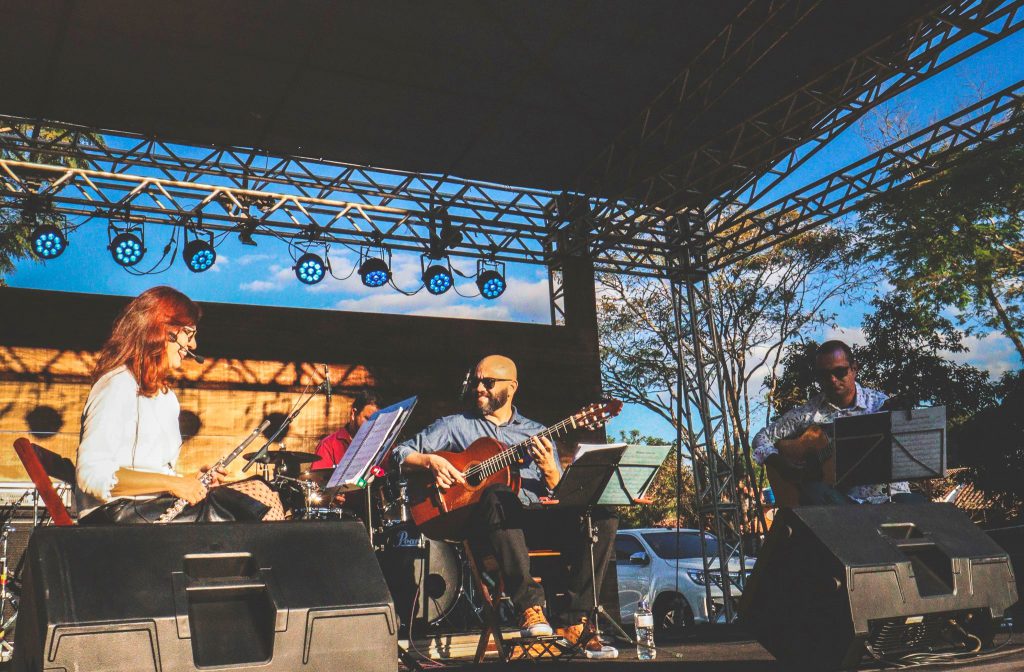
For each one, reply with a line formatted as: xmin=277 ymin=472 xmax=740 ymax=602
xmin=393 ymin=407 xmax=562 ymax=506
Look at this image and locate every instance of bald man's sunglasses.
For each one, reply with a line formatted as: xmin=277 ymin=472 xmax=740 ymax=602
xmin=814 ymin=366 xmax=850 ymax=380
xmin=470 ymin=376 xmax=515 ymax=390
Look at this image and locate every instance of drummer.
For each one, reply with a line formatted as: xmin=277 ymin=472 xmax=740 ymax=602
xmin=311 ymin=391 xmax=380 ymax=470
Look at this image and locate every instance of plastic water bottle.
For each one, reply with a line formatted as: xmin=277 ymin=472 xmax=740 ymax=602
xmin=634 ymin=599 xmax=656 ymax=660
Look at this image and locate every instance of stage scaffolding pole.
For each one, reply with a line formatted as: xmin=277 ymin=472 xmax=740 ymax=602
xmin=670 ymin=208 xmax=746 ymax=623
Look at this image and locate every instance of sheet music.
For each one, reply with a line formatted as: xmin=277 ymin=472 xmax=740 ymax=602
xmin=326 ymin=396 xmax=417 ymax=492
xmin=572 ymin=444 xmax=671 ymax=505
xmin=891 ymin=406 xmax=946 ymax=479
xmin=573 ymin=442 xmax=626 ymax=461
xmin=599 ymin=444 xmax=671 ymax=505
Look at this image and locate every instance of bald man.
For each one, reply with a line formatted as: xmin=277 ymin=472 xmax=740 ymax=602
xmin=393 ymin=355 xmax=618 ymax=658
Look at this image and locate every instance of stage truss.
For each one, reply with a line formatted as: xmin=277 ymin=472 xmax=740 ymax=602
xmin=2 ymin=0 xmax=1023 ymax=621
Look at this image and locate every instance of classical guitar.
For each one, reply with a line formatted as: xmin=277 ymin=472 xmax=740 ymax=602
xmin=407 ymin=400 xmax=622 ymax=540
xmin=763 ymin=424 xmax=834 ymax=508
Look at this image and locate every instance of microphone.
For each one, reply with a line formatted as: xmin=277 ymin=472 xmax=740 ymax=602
xmin=324 ymin=364 xmax=332 ymax=402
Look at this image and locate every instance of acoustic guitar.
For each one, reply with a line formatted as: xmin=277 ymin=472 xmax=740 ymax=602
xmin=763 ymin=424 xmax=834 ymax=508
xmin=407 ymin=400 xmax=622 ymax=540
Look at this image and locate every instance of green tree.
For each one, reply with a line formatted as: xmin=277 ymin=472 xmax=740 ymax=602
xmin=598 ymin=223 xmax=871 ymax=464
xmin=954 ymin=370 xmax=1024 ymax=519
xmin=856 ymin=126 xmax=1024 ymax=360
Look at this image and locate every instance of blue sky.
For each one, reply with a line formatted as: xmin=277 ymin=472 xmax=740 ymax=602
xmin=6 ymin=30 xmax=1024 ymax=442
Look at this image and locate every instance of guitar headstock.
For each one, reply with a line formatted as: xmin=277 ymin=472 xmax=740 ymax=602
xmin=574 ymin=399 xmax=623 ymax=431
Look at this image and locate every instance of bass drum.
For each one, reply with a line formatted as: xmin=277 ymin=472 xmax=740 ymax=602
xmin=377 ymin=524 xmax=463 ymax=631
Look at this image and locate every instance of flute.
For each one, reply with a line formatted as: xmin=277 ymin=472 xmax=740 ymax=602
xmin=157 ymin=419 xmax=271 ymax=524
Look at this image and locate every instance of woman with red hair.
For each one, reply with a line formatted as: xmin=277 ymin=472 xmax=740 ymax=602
xmin=76 ymin=286 xmax=280 ymax=523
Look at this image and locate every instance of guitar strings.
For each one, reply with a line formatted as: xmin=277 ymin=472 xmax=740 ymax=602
xmin=460 ymin=413 xmax=597 ymax=480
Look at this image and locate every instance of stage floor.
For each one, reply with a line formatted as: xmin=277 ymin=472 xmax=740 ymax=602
xmin=404 ymin=630 xmax=1024 ymax=671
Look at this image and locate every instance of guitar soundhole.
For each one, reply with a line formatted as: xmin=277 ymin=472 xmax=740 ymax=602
xmin=465 ymin=470 xmax=483 ymax=488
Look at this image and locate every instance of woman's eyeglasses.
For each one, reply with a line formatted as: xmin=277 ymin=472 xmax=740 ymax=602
xmin=169 ymin=326 xmax=197 ymax=343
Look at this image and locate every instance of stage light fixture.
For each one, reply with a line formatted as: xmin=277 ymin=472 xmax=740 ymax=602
xmin=422 ymin=260 xmax=453 ymax=295
xmin=182 ymin=234 xmax=217 ymax=273
xmin=30 ymin=224 xmax=68 ymax=260
xmin=476 ymin=260 xmax=506 ymax=299
xmin=358 ymin=247 xmax=391 ymax=288
xmin=108 ymin=225 xmax=146 ymax=267
xmin=294 ymin=252 xmax=326 ymax=285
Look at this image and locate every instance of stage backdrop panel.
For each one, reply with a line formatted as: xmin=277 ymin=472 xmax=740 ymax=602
xmin=0 ymin=276 xmax=602 ymax=485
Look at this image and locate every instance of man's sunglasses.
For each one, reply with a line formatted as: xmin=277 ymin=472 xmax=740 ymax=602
xmin=814 ymin=366 xmax=851 ymax=380
xmin=470 ymin=376 xmax=515 ymax=390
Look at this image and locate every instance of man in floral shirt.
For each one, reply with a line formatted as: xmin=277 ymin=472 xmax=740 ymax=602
xmin=753 ymin=340 xmax=910 ymax=504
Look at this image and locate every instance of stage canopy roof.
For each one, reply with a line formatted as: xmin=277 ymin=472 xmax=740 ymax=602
xmin=3 ymin=0 xmax=944 ymax=203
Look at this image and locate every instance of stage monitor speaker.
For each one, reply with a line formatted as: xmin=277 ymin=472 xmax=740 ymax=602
xmin=739 ymin=503 xmax=1017 ymax=671
xmin=12 ymin=520 xmax=396 ymax=672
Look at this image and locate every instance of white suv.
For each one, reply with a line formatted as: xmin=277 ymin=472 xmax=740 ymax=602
xmin=615 ymin=528 xmax=755 ymax=639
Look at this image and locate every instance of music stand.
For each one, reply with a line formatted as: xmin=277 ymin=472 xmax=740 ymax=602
xmin=549 ymin=446 xmax=627 ymax=507
xmin=833 ymin=407 xmax=946 ymax=488
xmin=546 ymin=445 xmax=661 ymax=652
xmin=323 ymin=396 xmax=417 ymax=498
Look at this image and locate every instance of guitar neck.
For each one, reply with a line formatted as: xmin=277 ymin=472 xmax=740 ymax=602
xmin=483 ymin=415 xmax=580 ymax=474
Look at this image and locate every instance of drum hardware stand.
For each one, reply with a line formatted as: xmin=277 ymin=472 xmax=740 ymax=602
xmin=0 ymin=524 xmax=15 ymax=663
xmin=0 ymin=493 xmax=28 ymax=664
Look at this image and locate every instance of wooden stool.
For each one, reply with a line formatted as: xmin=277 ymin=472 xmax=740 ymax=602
xmin=462 ymin=542 xmax=580 ymax=663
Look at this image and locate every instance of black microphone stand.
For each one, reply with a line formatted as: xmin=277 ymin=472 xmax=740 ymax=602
xmin=242 ymin=377 xmax=330 ymax=473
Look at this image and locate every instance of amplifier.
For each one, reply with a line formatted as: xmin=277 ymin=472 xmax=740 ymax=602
xmin=740 ymin=503 xmax=1016 ymax=670
xmin=13 ymin=521 xmax=396 ymax=672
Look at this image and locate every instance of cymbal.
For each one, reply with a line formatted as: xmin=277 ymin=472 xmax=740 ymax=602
xmin=242 ymin=450 xmax=318 ymax=464
xmin=298 ymin=468 xmax=335 ymax=486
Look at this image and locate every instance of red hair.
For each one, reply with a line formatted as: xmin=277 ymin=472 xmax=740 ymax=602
xmin=93 ymin=286 xmax=202 ymax=397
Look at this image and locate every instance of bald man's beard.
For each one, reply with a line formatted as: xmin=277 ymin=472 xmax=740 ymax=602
xmin=477 ymin=387 xmax=511 ymax=414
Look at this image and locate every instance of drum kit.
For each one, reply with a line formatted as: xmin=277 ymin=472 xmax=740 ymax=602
xmin=244 ymin=449 xmax=473 ymax=633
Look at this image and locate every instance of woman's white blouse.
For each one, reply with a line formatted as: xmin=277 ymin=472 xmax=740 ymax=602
xmin=75 ymin=366 xmax=182 ymax=515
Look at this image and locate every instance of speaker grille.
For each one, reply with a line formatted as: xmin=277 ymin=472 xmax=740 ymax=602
xmin=867 ymin=612 xmax=967 ymax=658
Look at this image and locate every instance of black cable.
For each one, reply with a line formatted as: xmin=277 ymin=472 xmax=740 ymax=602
xmin=120 ymin=226 xmax=179 ymax=276
xmin=389 ymin=278 xmax=425 ymax=296
xmin=326 ymin=247 xmax=358 ymax=282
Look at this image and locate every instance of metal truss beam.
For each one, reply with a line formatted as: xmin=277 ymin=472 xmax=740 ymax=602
xmin=705 ymin=77 xmax=1024 ymax=270
xmin=705 ymin=0 xmax=1024 ymax=225
xmin=577 ymin=0 xmax=1022 ymax=262
xmin=670 ymin=211 xmax=747 ymax=623
xmin=0 ymin=117 xmax=675 ymax=278
xmin=0 ymin=116 xmax=561 ymax=266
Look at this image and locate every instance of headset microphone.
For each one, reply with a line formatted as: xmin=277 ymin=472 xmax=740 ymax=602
xmin=168 ymin=333 xmax=205 ymax=363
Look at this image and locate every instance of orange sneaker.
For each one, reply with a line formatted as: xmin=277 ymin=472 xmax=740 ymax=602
xmin=555 ymin=620 xmax=619 ymax=659
xmin=519 ymin=605 xmax=553 ymax=637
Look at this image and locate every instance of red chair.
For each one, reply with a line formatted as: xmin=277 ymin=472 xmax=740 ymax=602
xmin=13 ymin=438 xmax=75 ymax=526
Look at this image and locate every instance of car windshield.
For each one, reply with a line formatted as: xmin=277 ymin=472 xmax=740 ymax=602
xmin=641 ymin=531 xmax=718 ymax=559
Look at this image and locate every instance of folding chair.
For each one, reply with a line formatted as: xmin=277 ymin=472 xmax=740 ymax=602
xmin=462 ymin=542 xmax=579 ymax=663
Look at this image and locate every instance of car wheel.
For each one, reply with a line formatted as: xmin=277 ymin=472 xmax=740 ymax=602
xmin=653 ymin=593 xmax=693 ymax=641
